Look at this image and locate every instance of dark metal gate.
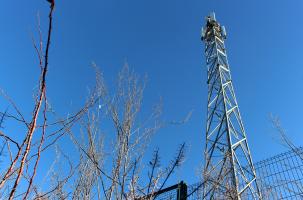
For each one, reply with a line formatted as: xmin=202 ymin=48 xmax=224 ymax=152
xmin=137 ymin=181 xmax=187 ymax=200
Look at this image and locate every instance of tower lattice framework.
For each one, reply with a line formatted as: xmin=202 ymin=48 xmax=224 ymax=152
xmin=201 ymin=13 xmax=262 ymax=199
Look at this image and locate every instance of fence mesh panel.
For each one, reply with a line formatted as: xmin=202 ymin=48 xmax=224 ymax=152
xmin=253 ymin=147 xmax=303 ymax=199
xmin=156 ymin=147 xmax=303 ymax=200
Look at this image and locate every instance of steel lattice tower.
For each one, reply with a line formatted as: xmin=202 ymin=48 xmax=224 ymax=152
xmin=201 ymin=13 xmax=262 ymax=199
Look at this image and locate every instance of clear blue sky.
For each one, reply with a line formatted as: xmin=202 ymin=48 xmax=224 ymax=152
xmin=1 ymin=0 xmax=303 ymax=187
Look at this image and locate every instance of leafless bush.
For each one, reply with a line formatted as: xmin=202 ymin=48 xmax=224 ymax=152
xmin=270 ymin=114 xmax=303 ymax=161
xmin=0 ymin=2 xmax=96 ymax=199
xmin=67 ymin=64 xmax=187 ymax=200
xmin=0 ymin=1 xmax=189 ymax=199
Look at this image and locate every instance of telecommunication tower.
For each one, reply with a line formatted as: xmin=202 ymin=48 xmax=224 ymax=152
xmin=201 ymin=13 xmax=262 ymax=199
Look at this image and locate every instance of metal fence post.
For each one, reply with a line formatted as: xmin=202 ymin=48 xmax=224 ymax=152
xmin=177 ymin=181 xmax=187 ymax=200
